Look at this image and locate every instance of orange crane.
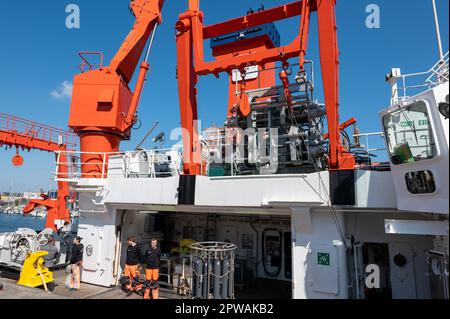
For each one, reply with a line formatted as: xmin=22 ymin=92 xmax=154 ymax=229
xmin=0 ymin=113 xmax=77 ymax=230
xmin=69 ymin=0 xmax=164 ymax=177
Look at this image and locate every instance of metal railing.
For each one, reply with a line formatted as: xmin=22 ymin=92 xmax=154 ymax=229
xmin=391 ymin=51 xmax=449 ymax=104
xmin=52 ymin=132 xmax=388 ymax=182
xmin=78 ymin=52 xmax=104 ymax=73
xmin=53 ymin=148 xmax=182 ymax=181
xmin=0 ymin=113 xmax=78 ymax=148
xmin=353 ymin=132 xmax=387 ymax=154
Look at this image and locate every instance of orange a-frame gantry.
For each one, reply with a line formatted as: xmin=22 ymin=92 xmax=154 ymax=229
xmin=176 ymin=0 xmax=356 ymax=175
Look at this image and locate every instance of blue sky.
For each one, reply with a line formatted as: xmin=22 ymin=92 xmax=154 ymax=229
xmin=0 ymin=0 xmax=448 ymax=192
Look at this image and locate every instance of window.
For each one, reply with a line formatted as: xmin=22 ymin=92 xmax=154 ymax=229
xmin=405 ymin=170 xmax=437 ymax=194
xmin=383 ymin=101 xmax=437 ymax=165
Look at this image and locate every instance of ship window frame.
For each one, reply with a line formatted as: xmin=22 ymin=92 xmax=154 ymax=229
xmin=382 ymin=100 xmax=438 ymax=166
xmin=405 ymin=170 xmax=437 ymax=195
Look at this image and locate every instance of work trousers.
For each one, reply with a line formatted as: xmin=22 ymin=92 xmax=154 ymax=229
xmin=144 ymin=269 xmax=159 ymax=299
xmin=70 ymin=264 xmax=82 ymax=290
xmin=124 ymin=264 xmax=142 ymax=291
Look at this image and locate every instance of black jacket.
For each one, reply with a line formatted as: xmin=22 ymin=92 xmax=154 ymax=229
xmin=70 ymin=243 xmax=84 ymax=265
xmin=126 ymin=245 xmax=142 ymax=266
xmin=143 ymin=247 xmax=161 ymax=269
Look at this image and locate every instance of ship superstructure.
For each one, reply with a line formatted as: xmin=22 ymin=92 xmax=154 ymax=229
xmin=0 ymin=0 xmax=448 ymax=300
xmin=52 ymin=0 xmax=448 ymax=299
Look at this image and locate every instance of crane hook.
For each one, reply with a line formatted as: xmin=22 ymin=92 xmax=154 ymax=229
xmin=12 ymin=148 xmax=24 ymax=167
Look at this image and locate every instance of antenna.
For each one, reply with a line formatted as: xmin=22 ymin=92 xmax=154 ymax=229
xmin=134 ymin=122 xmax=159 ymax=150
xmin=153 ymin=132 xmax=166 ymax=148
xmin=431 ymin=0 xmax=444 ymax=61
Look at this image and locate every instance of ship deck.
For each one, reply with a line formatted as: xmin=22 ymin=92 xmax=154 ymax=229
xmin=0 ymin=269 xmax=172 ymax=300
xmin=0 ymin=268 xmax=291 ymax=299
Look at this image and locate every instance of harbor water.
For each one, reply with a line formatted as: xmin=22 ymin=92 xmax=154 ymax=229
xmin=0 ymin=214 xmax=45 ymax=233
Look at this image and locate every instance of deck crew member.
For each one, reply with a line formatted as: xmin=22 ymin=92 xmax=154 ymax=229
xmin=123 ymin=237 xmax=142 ymax=295
xmin=68 ymin=236 xmax=84 ymax=291
xmin=58 ymin=222 xmax=73 ymax=263
xmin=41 ymin=237 xmax=60 ymax=270
xmin=143 ymin=239 xmax=161 ymax=299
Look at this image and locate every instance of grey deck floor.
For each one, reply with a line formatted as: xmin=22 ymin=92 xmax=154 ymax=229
xmin=1 ymin=269 xmax=290 ymax=299
xmin=0 ymin=269 xmax=173 ymax=300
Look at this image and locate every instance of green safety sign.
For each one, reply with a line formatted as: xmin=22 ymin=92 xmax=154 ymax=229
xmin=318 ymin=252 xmax=330 ymax=266
xmin=400 ymin=119 xmax=428 ymax=128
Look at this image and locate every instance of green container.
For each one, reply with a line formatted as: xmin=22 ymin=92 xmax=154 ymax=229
xmin=208 ymin=165 xmax=225 ymax=177
xmin=394 ymin=143 xmax=415 ymax=164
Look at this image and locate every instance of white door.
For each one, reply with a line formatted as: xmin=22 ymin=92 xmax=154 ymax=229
xmin=78 ymin=225 xmax=102 ymax=272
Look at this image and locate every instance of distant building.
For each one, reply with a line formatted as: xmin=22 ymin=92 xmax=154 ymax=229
xmin=0 ymin=192 xmax=41 ymax=208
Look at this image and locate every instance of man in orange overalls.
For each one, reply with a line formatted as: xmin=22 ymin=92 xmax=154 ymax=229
xmin=143 ymin=239 xmax=161 ymax=299
xmin=122 ymin=237 xmax=142 ymax=296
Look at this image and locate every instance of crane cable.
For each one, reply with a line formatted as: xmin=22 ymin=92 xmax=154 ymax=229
xmin=286 ymin=80 xmax=347 ymax=248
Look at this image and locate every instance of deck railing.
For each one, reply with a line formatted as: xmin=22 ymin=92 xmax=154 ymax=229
xmin=54 ymin=148 xmax=182 ymax=181
xmin=391 ymin=51 xmax=449 ymax=105
xmin=0 ymin=113 xmax=77 ymax=148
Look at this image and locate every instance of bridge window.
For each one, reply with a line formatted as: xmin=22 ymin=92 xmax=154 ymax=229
xmin=383 ymin=101 xmax=437 ymax=165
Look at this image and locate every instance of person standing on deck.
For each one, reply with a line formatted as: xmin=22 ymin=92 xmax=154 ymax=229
xmin=40 ymin=237 xmax=60 ymax=270
xmin=122 ymin=237 xmax=143 ymax=296
xmin=58 ymin=222 xmax=73 ymax=263
xmin=143 ymin=239 xmax=161 ymax=299
xmin=68 ymin=236 xmax=84 ymax=291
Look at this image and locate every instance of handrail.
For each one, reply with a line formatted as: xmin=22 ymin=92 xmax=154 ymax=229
xmin=0 ymin=113 xmax=78 ymax=148
xmin=53 ymin=148 xmax=182 ymax=180
xmin=353 ymin=132 xmax=387 ymax=154
xmin=78 ymin=52 xmax=104 ymax=73
xmin=391 ymin=51 xmax=449 ymax=104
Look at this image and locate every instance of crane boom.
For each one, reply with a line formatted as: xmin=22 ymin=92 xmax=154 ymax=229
xmin=0 ymin=113 xmax=76 ymax=229
xmin=110 ymin=0 xmax=163 ymax=84
xmin=69 ymin=0 xmax=164 ymax=177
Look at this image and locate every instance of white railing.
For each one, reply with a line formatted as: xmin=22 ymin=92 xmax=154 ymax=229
xmin=52 ymin=133 xmax=389 ymax=182
xmin=53 ymin=148 xmax=183 ymax=181
xmin=390 ymin=51 xmax=449 ymax=105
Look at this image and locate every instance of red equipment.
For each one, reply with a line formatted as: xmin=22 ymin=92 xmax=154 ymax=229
xmin=68 ymin=0 xmax=164 ymax=178
xmin=176 ymin=0 xmax=355 ymax=175
xmin=0 ymin=113 xmax=77 ymax=230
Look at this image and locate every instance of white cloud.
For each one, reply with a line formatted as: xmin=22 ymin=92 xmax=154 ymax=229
xmin=50 ymin=81 xmax=73 ymax=100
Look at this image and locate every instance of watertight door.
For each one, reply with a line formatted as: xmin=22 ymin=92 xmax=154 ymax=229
xmin=79 ymin=225 xmax=102 ymax=272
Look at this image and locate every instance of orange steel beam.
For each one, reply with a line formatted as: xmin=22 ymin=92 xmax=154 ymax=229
xmin=0 ymin=130 xmax=67 ymax=152
xmin=202 ymin=1 xmax=317 ymax=39
xmin=195 ymin=39 xmax=301 ymax=76
xmin=324 ymin=117 xmax=357 ymax=140
xmin=298 ymin=0 xmax=311 ymax=71
xmin=316 ymin=0 xmax=354 ymax=170
xmin=176 ymin=22 xmax=201 ymax=175
xmin=109 ymin=0 xmax=164 ymax=85
xmin=180 ymin=1 xmax=314 ymax=76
